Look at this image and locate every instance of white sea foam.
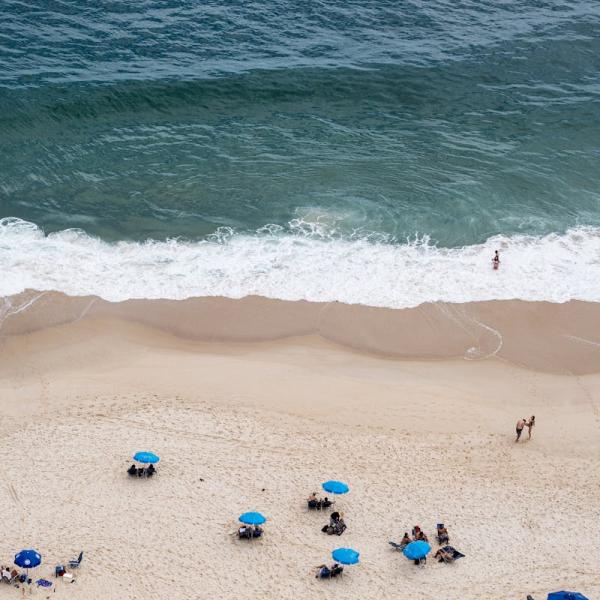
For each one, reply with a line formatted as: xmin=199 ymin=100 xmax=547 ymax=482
xmin=1 ymin=217 xmax=599 ymax=308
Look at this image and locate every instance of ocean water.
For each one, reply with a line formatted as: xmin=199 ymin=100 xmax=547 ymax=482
xmin=1 ymin=0 xmax=600 ymax=307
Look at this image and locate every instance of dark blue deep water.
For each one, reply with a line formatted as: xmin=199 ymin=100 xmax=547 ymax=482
xmin=1 ymin=1 xmax=600 ymax=306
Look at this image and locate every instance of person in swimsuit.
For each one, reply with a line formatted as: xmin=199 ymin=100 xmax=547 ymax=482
xmin=492 ymin=250 xmax=500 ymax=269
xmin=307 ymin=492 xmax=320 ymax=509
xmin=436 ymin=524 xmax=449 ymax=544
xmin=516 ymin=418 xmax=526 ymax=442
xmin=416 ymin=530 xmax=429 ymax=543
xmin=526 ymin=415 xmax=535 ymax=439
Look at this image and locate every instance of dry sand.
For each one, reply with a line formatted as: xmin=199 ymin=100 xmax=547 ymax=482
xmin=0 ymin=294 xmax=599 ymax=599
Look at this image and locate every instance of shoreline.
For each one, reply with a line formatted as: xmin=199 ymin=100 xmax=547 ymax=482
xmin=2 ymin=290 xmax=600 ymax=374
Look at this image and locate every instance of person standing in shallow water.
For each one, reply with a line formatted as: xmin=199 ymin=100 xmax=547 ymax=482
xmin=515 ymin=417 xmax=526 ymax=442
xmin=492 ymin=250 xmax=500 ymax=270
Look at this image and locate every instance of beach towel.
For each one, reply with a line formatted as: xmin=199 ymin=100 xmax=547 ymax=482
xmin=36 ymin=579 xmax=52 ymax=588
xmin=440 ymin=545 xmax=465 ymax=560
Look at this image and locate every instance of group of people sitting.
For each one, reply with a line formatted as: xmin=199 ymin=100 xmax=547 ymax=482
xmin=1 ymin=567 xmax=19 ymax=584
xmin=307 ymin=492 xmax=334 ymax=510
xmin=321 ymin=511 xmax=347 ymax=536
xmin=237 ymin=525 xmax=263 ymax=540
xmin=315 ymin=563 xmax=344 ymax=579
xmin=403 ymin=524 xmax=449 ymax=547
xmin=390 ymin=524 xmax=452 ymax=565
xmin=127 ymin=463 xmax=156 ymax=478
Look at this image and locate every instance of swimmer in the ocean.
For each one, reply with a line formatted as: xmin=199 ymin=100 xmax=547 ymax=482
xmin=492 ymin=250 xmax=500 ymax=269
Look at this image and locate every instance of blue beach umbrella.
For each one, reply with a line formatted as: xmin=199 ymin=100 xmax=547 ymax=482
xmin=14 ymin=549 xmax=42 ymax=570
xmin=548 ymin=593 xmax=589 ymax=600
xmin=133 ymin=451 xmax=160 ymax=464
xmin=332 ymin=547 xmax=360 ymax=565
xmin=239 ymin=512 xmax=266 ymax=525
xmin=322 ymin=480 xmax=349 ymax=495
xmin=403 ymin=540 xmax=431 ymax=561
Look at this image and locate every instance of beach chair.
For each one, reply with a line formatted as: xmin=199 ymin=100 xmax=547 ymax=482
xmin=5 ymin=569 xmax=18 ymax=584
xmin=69 ymin=552 xmax=83 ymax=569
xmin=54 ymin=565 xmax=65 ymax=577
xmin=388 ymin=541 xmax=406 ymax=551
xmin=330 ymin=564 xmax=344 ymax=578
xmin=315 ymin=566 xmax=331 ymax=579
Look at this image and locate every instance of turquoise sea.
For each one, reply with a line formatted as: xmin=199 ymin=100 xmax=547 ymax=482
xmin=1 ymin=0 xmax=600 ymax=307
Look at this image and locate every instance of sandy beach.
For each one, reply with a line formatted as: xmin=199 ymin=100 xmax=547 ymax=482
xmin=0 ymin=293 xmax=599 ymax=599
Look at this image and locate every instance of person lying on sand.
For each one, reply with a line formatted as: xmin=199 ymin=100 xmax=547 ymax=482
xmin=434 ymin=545 xmax=465 ymax=563
xmin=434 ymin=548 xmax=454 ymax=563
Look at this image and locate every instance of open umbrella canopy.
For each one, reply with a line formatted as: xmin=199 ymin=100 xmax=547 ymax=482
xmin=548 ymin=593 xmax=589 ymax=600
xmin=14 ymin=549 xmax=41 ymax=569
xmin=322 ymin=480 xmax=349 ymax=495
xmin=133 ymin=451 xmax=160 ymax=464
xmin=239 ymin=512 xmax=266 ymax=525
xmin=332 ymin=547 xmax=360 ymax=565
xmin=403 ymin=540 xmax=431 ymax=560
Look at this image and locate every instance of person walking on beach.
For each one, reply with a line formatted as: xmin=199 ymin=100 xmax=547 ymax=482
xmin=515 ymin=418 xmax=526 ymax=442
xmin=492 ymin=250 xmax=500 ymax=270
xmin=526 ymin=415 xmax=535 ymax=439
